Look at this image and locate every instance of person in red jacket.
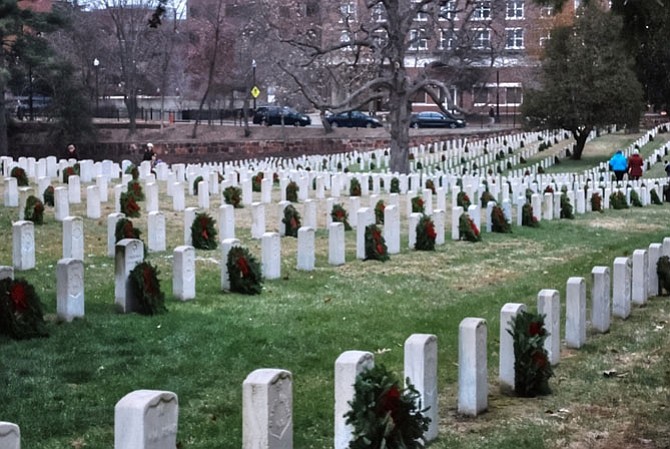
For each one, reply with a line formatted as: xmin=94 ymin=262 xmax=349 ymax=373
xmin=627 ymin=149 xmax=644 ymax=180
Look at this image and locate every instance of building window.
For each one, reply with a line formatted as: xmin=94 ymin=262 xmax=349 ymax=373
xmin=505 ymin=28 xmax=524 ymax=49
xmin=439 ymin=29 xmax=457 ymax=50
xmin=505 ymin=0 xmax=524 ymax=19
xmin=372 ymin=30 xmax=388 ymax=49
xmin=372 ymin=3 xmax=386 ymax=22
xmin=409 ymin=29 xmax=428 ymax=50
xmin=539 ymin=31 xmax=551 ymax=47
xmin=339 ymin=2 xmax=356 ymax=22
xmin=506 ymin=87 xmax=522 ymax=104
xmin=473 ymin=28 xmax=491 ymax=49
xmin=440 ymin=0 xmax=458 ymax=20
xmin=473 ymin=1 xmax=491 ymax=20
xmin=540 ymin=6 xmax=554 ymax=17
xmin=340 ymin=31 xmax=352 ymax=47
xmin=411 ymin=0 xmax=429 ymax=21
xmin=473 ymin=87 xmax=491 ymax=105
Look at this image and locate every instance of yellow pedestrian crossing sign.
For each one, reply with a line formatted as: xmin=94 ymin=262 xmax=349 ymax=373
xmin=251 ymin=86 xmax=260 ymax=98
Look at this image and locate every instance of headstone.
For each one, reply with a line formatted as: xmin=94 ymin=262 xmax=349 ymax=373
xmin=261 ymin=232 xmax=281 ymax=280
xmin=96 ymin=175 xmax=109 ymax=203
xmin=334 ymin=351 xmax=374 ymax=449
xmin=172 ymin=182 xmax=185 ymax=211
xmin=198 ymin=180 xmax=210 ymax=209
xmin=432 ymin=209 xmax=446 ymax=246
xmin=537 ymin=289 xmax=560 ymax=365
xmin=277 ymin=201 xmax=291 ymax=237
xmin=114 ymin=238 xmax=144 ymax=313
xmin=499 ymin=303 xmax=526 ymax=392
xmin=114 ymin=390 xmax=178 ymax=449
xmin=591 ymin=266 xmax=611 ymax=333
xmin=18 ymin=187 xmax=32 ymax=221
xmin=648 ymin=243 xmax=662 ymax=297
xmin=356 ymin=208 xmax=374 ymax=260
xmin=383 ymin=205 xmax=400 ymax=254
xmin=63 ymin=216 xmax=84 ymax=261
xmin=0 ymin=422 xmax=20 ymax=449
xmin=56 ymin=258 xmax=85 ymax=322
xmin=220 ymin=238 xmax=241 ymax=291
xmin=218 ymin=204 xmax=235 ymax=240
xmin=54 ymin=186 xmax=69 ymax=221
xmin=458 ymin=318 xmax=488 ymax=416
xmin=408 ymin=212 xmax=422 ymax=249
xmin=4 ymin=177 xmax=18 ymax=207
xmin=542 ymin=192 xmax=553 ymax=220
xmin=184 ymin=207 xmax=197 ymax=246
xmin=452 ymin=206 xmax=463 ymax=241
xmin=328 ymin=222 xmax=345 ymax=266
xmin=612 ymin=257 xmax=632 ymax=319
xmin=68 ymin=175 xmax=82 ymax=204
xmin=242 ymin=369 xmax=293 ymax=449
xmin=261 ymin=178 xmax=272 ymax=203
xmin=0 ymin=266 xmax=14 ymax=281
xmin=531 ymin=193 xmax=542 ymax=222
xmin=303 ymin=199 xmax=317 ymax=229
xmin=12 ymin=220 xmax=35 ymax=270
xmin=404 ymin=334 xmax=438 ymax=442
xmin=632 ymin=249 xmax=648 ymax=305
xmin=565 ymin=277 xmax=587 ymax=349
xmin=86 ymin=185 xmax=101 ymax=219
xmin=297 ymin=227 xmax=315 ymax=271
xmin=251 ymin=202 xmax=266 ymax=239
xmin=145 ymin=182 xmax=159 ymax=213
xmin=173 ymin=245 xmax=195 ymax=301
xmin=147 ymin=211 xmax=166 ymax=253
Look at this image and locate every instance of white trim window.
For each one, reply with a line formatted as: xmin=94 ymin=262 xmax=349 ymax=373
xmin=339 ymin=2 xmax=357 ymax=22
xmin=505 ymin=0 xmax=524 ymax=19
xmin=505 ymin=28 xmax=524 ymax=49
xmin=439 ymin=29 xmax=457 ymax=50
xmin=409 ymin=28 xmax=428 ymax=50
xmin=473 ymin=28 xmax=491 ymax=49
xmin=411 ymin=0 xmax=429 ymax=21
xmin=372 ymin=3 xmax=386 ymax=22
xmin=340 ymin=30 xmax=352 ymax=48
xmin=440 ymin=0 xmax=458 ymax=20
xmin=473 ymin=1 xmax=491 ymax=20
xmin=539 ymin=30 xmax=551 ymax=47
xmin=540 ymin=6 xmax=554 ymax=17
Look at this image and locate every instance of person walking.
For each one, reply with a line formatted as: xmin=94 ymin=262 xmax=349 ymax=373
xmin=609 ymin=150 xmax=627 ymax=181
xmin=627 ymin=149 xmax=644 ymax=181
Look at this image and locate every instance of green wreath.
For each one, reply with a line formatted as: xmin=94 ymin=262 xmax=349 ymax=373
xmin=43 ymin=185 xmax=54 ymax=207
xmin=629 ymin=189 xmax=643 ymax=207
xmin=252 ymin=173 xmax=263 ymax=192
xmin=457 ymin=191 xmax=471 ymax=209
xmin=365 ymin=224 xmax=389 ymax=262
xmin=349 ymin=178 xmax=362 ymax=197
xmin=411 ymin=196 xmax=425 ymax=214
xmin=115 ymin=218 xmax=142 ymax=243
xmin=25 ymin=195 xmax=45 ymax=225
xmin=459 ymin=213 xmax=482 ymax=242
xmin=508 ymin=311 xmax=554 ymax=397
xmin=390 ymin=177 xmax=400 ymax=193
xmin=560 ymin=193 xmax=575 ymax=218
xmin=591 ymin=192 xmax=603 ymax=212
xmin=610 ymin=190 xmax=629 ymax=210
xmin=0 ymin=277 xmax=48 ymax=340
xmin=191 ymin=212 xmax=218 ymax=250
xmin=415 ymin=215 xmax=436 ymax=251
xmin=226 ymin=246 xmax=263 ymax=295
xmin=124 ymin=164 xmax=139 ymax=180
xmin=120 ymin=192 xmax=141 ymax=218
xmin=425 ymin=179 xmax=436 ymax=194
xmin=344 ymin=364 xmax=430 ymax=449
xmin=282 ymin=204 xmax=301 ymax=238
xmin=374 ymin=200 xmax=385 ymax=225
xmin=521 ymin=203 xmax=540 ymax=227
xmin=331 ymin=203 xmax=352 ymax=231
xmin=62 ymin=164 xmax=80 ymax=184
xmin=128 ymin=262 xmax=166 ymax=315
xmin=127 ymin=180 xmax=145 ymax=202
xmin=11 ymin=166 xmax=28 ymax=186
xmin=193 ymin=176 xmax=204 ymax=195
xmin=223 ymin=186 xmax=243 ymax=208
xmin=286 ymin=181 xmax=299 ymax=203
xmin=651 ymin=188 xmax=663 ymax=205
xmin=491 ymin=205 xmax=511 ymax=233
xmin=480 ymin=190 xmax=495 ymax=207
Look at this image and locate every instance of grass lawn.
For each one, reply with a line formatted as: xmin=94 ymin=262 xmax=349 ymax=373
xmin=1 ymin=130 xmax=670 ymax=449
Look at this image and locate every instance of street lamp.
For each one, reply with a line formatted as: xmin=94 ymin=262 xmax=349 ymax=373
xmin=252 ymin=59 xmax=257 ymax=111
xmin=93 ymin=58 xmax=100 ymax=115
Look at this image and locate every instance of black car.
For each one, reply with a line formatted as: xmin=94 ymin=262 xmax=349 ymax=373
xmin=252 ymin=106 xmax=311 ymax=126
xmin=410 ymin=111 xmax=466 ymax=129
xmin=325 ymin=111 xmax=383 ymax=128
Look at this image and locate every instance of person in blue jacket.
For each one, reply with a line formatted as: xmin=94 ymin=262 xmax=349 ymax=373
xmin=609 ymin=150 xmax=628 ymax=182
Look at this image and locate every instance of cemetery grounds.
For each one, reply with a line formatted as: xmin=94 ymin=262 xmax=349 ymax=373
xmin=1 ymin=130 xmax=670 ymax=449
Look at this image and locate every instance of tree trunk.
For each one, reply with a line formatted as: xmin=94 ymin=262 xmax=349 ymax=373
xmin=125 ymin=92 xmax=137 ymax=136
xmin=571 ymin=126 xmax=592 ymax=160
xmin=320 ymin=110 xmax=333 ymax=134
xmin=388 ymin=100 xmax=412 ymax=174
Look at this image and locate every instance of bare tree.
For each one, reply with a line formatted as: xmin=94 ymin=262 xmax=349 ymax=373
xmin=256 ymin=0 xmax=508 ymax=173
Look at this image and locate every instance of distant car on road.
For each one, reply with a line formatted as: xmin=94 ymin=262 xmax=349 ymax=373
xmin=325 ymin=111 xmax=383 ymax=128
xmin=252 ymin=106 xmax=311 ymax=126
xmin=410 ymin=111 xmax=466 ymax=129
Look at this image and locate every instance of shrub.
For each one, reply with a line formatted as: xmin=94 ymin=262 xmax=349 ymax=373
xmin=344 ymin=364 xmax=430 ymax=449
xmin=508 ymin=311 xmax=554 ymax=397
xmin=226 ymin=246 xmax=263 ymax=295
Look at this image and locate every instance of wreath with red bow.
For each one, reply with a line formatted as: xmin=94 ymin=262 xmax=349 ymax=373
xmin=282 ymin=204 xmax=302 ymax=238
xmin=365 ymin=224 xmax=389 ymax=262
xmin=0 ymin=277 xmax=48 ymax=340
xmin=226 ymin=246 xmax=263 ymax=295
xmin=191 ymin=212 xmax=218 ymax=250
xmin=128 ymin=262 xmax=166 ymax=315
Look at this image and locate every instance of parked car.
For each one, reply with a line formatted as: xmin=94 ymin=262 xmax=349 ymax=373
xmin=252 ymin=106 xmax=311 ymax=126
xmin=325 ymin=111 xmax=383 ymax=128
xmin=409 ymin=111 xmax=466 ymax=129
